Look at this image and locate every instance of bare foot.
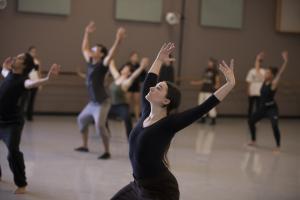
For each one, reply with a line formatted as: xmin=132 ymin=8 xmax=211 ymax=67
xmin=272 ymin=147 xmax=280 ymax=154
xmin=247 ymin=141 xmax=256 ymax=147
xmin=14 ymin=186 xmax=27 ymax=194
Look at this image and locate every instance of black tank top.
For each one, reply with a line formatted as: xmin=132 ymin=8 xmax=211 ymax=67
xmin=260 ymin=82 xmax=277 ymax=107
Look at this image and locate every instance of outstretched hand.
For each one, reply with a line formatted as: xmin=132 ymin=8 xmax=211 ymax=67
xmin=47 ymin=64 xmax=61 ymax=79
xmin=2 ymin=57 xmax=13 ymax=69
xmin=116 ymin=27 xmax=126 ymax=41
xmin=85 ymin=21 xmax=96 ymax=33
xmin=157 ymin=42 xmax=176 ymax=62
xmin=219 ymin=59 xmax=235 ymax=87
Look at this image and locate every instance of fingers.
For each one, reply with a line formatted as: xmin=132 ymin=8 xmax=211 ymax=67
xmin=4 ymin=57 xmax=12 ymax=62
xmin=230 ymin=59 xmax=234 ymax=70
xmin=160 ymin=43 xmax=167 ymax=52
xmin=218 ymin=63 xmax=226 ymax=74
xmin=88 ymin=21 xmax=95 ymax=29
xmin=161 ymin=42 xmax=175 ymax=52
xmin=117 ymin=27 xmax=126 ymax=36
xmin=166 ymin=42 xmax=175 ymax=51
xmin=221 ymin=60 xmax=229 ymax=68
xmin=219 ymin=59 xmax=234 ymax=73
xmin=50 ymin=64 xmax=61 ymax=75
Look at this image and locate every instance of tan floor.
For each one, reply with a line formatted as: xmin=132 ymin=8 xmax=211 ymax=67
xmin=0 ymin=116 xmax=299 ymax=200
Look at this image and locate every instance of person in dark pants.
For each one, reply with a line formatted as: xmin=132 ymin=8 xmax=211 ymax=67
xmin=23 ymin=46 xmax=42 ymax=121
xmin=0 ymin=54 xmax=60 ymax=194
xmin=108 ymin=58 xmax=149 ymax=138
xmin=248 ymin=51 xmax=288 ymax=153
xmin=126 ymin=52 xmax=147 ymax=120
xmin=246 ymin=52 xmax=266 ymax=118
xmin=111 ymin=43 xmax=236 ymax=200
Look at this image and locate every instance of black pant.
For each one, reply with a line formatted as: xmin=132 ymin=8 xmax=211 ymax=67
xmin=111 ymin=170 xmax=179 ymax=200
xmin=248 ymin=105 xmax=281 ymax=147
xmin=108 ymin=104 xmax=132 ymax=138
xmin=248 ymin=96 xmax=260 ymax=118
xmin=24 ymin=88 xmax=38 ymax=120
xmin=0 ymin=120 xmax=27 ymax=187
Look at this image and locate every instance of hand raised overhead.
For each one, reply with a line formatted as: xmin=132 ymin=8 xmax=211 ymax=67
xmin=219 ymin=59 xmax=235 ymax=87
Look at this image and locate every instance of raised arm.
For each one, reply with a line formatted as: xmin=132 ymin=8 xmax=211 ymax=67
xmin=122 ymin=57 xmax=149 ymax=90
xmin=148 ymin=42 xmax=175 ymax=75
xmin=109 ymin=59 xmax=120 ymax=80
xmin=214 ymin=60 xmax=236 ymax=101
xmin=131 ymin=58 xmax=149 ymax=80
xmin=103 ymin=27 xmax=126 ymax=66
xmin=25 ymin=64 xmax=60 ymax=89
xmin=272 ymin=51 xmax=288 ymax=90
xmin=168 ymin=59 xmax=235 ymax=133
xmin=2 ymin=57 xmax=13 ymax=70
xmin=1 ymin=57 xmax=13 ymax=77
xmin=82 ymin=21 xmax=96 ymax=62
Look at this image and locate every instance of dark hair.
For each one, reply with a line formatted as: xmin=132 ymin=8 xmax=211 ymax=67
xmin=130 ymin=51 xmax=138 ymax=57
xmin=28 ymin=46 xmax=36 ymax=52
xmin=119 ymin=63 xmax=132 ymax=73
xmin=268 ymin=66 xmax=278 ymax=76
xmin=165 ymin=82 xmax=181 ymax=114
xmin=96 ymin=44 xmax=108 ymax=59
xmin=162 ymin=82 xmax=181 ymax=167
xmin=22 ymin=53 xmax=35 ymax=76
xmin=209 ymin=57 xmax=218 ymax=69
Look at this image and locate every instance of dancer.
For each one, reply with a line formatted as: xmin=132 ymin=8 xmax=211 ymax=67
xmin=190 ymin=58 xmax=220 ymax=125
xmin=246 ymin=52 xmax=265 ymax=118
xmin=111 ymin=42 xmax=236 ymax=200
xmin=126 ymin=52 xmax=146 ymax=120
xmin=0 ymin=54 xmax=60 ymax=194
xmin=22 ymin=46 xmax=42 ymax=121
xmin=108 ymin=58 xmax=149 ymax=138
xmin=74 ymin=21 xmax=126 ymax=159
xmin=248 ymin=51 xmax=288 ymax=153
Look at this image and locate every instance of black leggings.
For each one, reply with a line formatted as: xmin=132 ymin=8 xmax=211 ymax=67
xmin=20 ymin=88 xmax=38 ymax=120
xmin=108 ymin=104 xmax=132 ymax=138
xmin=0 ymin=120 xmax=27 ymax=187
xmin=248 ymin=105 xmax=281 ymax=147
xmin=248 ymin=96 xmax=260 ymax=118
xmin=111 ymin=170 xmax=179 ymax=200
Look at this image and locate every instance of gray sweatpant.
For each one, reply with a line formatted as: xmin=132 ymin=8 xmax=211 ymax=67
xmin=78 ymin=98 xmax=111 ymax=139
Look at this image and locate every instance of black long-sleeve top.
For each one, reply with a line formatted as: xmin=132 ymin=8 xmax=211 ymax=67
xmin=129 ymin=73 xmax=220 ymax=179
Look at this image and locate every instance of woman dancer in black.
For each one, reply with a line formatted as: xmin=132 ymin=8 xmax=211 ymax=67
xmin=248 ymin=51 xmax=288 ymax=153
xmin=111 ymin=42 xmax=236 ymax=200
xmin=0 ymin=54 xmax=60 ymax=194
